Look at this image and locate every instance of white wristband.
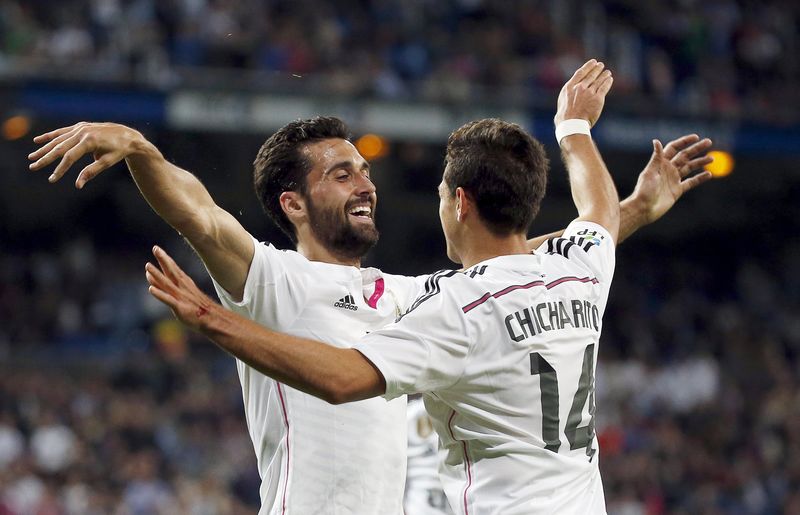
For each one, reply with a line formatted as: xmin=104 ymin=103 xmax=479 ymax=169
xmin=555 ymin=119 xmax=591 ymax=144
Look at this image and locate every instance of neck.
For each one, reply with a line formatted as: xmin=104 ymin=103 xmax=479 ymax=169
xmin=457 ymin=230 xmax=530 ymax=269
xmin=296 ymin=240 xmax=362 ymax=267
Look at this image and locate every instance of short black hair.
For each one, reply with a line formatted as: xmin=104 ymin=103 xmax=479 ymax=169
xmin=444 ymin=118 xmax=549 ymax=235
xmin=253 ymin=117 xmax=351 ymax=243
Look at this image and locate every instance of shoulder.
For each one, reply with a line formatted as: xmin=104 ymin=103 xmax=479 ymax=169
xmin=542 ymin=221 xmax=613 ymax=259
xmin=538 ymin=220 xmax=615 ymax=282
xmin=252 ymin=241 xmax=337 ymax=280
xmin=400 ymin=268 xmax=494 ymax=322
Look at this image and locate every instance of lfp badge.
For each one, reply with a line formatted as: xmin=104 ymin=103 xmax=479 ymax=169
xmin=577 ymin=228 xmax=604 ymax=247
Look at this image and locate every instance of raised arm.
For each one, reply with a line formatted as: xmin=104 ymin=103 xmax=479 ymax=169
xmin=554 ymin=60 xmax=619 ymax=240
xmin=526 ymin=133 xmax=714 ymax=249
xmin=28 ymin=122 xmax=253 ymax=300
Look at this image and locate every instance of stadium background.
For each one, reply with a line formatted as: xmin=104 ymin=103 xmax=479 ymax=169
xmin=1 ymin=0 xmax=799 ymax=513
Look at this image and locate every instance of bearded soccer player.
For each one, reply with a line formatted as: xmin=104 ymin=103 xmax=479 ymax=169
xmin=143 ymin=61 xmax=705 ymax=513
xmin=30 ymin=60 xmax=711 ymax=514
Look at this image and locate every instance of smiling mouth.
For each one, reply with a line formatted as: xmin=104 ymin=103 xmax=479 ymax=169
xmin=347 ymin=205 xmax=373 ymax=221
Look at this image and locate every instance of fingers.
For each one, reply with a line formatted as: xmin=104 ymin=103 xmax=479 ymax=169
xmin=680 ymin=170 xmax=713 ymax=193
xmin=593 ymin=72 xmax=613 ymax=96
xmin=680 ymin=138 xmax=713 ymax=159
xmin=76 ymin=154 xmax=122 ymax=189
xmin=50 ymin=139 xmax=93 ymax=183
xmin=581 ymin=61 xmax=605 ymax=86
xmin=29 ymin=133 xmax=82 ymax=176
xmin=28 ymin=130 xmax=76 ymax=163
xmin=568 ymin=59 xmax=599 ymax=85
xmin=148 ymin=284 xmax=180 ymax=310
xmin=32 ymin=124 xmax=78 ymax=145
xmin=685 ymin=154 xmax=714 ymax=172
xmin=671 ymin=137 xmax=713 ymax=174
xmin=145 ymin=261 xmax=173 ymax=291
xmin=152 ymin=245 xmax=190 ymax=285
xmin=652 ymin=139 xmax=664 ymax=157
xmin=662 ymin=134 xmax=700 ymax=159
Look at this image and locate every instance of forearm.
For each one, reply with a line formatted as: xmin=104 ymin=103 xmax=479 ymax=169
xmin=199 ymin=303 xmax=384 ymax=404
xmin=560 ymin=135 xmax=620 ymax=240
xmin=617 ymin=195 xmax=649 ymax=243
xmin=125 ymin=138 xmax=218 ymax=238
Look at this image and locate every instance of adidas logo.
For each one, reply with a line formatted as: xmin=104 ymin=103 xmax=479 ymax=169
xmin=334 ymin=294 xmax=358 ymax=311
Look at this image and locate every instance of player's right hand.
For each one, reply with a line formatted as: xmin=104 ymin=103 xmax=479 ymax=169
xmin=554 ymin=59 xmax=613 ymax=127
xmin=146 ymin=245 xmax=217 ymax=333
xmin=28 ymin=122 xmax=147 ymax=189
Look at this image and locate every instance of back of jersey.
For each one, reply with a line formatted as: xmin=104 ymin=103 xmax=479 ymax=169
xmin=358 ymin=221 xmax=615 ymax=515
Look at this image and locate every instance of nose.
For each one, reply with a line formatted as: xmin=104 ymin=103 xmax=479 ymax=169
xmin=355 ymin=172 xmax=376 ymax=196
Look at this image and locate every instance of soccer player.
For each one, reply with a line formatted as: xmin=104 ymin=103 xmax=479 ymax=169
xmin=29 ymin=60 xmax=711 ymax=514
xmin=142 ymin=60 xmax=680 ymax=513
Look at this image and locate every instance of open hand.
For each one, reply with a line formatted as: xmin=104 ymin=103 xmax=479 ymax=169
xmin=555 ymin=59 xmax=613 ymax=127
xmin=633 ymin=134 xmax=714 ymax=224
xmin=28 ymin=122 xmax=145 ymax=189
xmin=145 ymin=246 xmax=217 ymax=332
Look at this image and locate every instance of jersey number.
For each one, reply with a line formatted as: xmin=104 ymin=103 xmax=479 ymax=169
xmin=529 ymin=344 xmax=596 ymax=460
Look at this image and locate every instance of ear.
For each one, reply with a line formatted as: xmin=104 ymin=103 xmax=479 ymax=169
xmin=455 ymin=187 xmax=471 ymax=222
xmin=279 ymin=191 xmax=306 ymax=224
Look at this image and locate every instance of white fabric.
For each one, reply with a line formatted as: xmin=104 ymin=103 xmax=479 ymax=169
xmin=212 ymin=237 xmax=425 ymax=515
xmin=555 ymin=119 xmax=592 ymax=145
xmin=356 ymin=221 xmax=615 ymax=515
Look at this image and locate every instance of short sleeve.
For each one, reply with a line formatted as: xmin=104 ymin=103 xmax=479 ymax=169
xmin=210 ymin=237 xmax=309 ymax=330
xmin=354 ymin=281 xmax=471 ymax=401
xmin=536 ymin=220 xmax=616 ymax=285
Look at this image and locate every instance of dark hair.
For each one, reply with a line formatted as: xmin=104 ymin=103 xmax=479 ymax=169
xmin=444 ymin=118 xmax=548 ymax=236
xmin=253 ymin=117 xmax=351 ymax=243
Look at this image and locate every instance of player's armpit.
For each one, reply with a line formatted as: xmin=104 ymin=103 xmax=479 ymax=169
xmin=182 ymin=206 xmax=255 ymax=302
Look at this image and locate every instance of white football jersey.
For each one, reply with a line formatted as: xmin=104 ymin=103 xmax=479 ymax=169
xmin=212 ymin=238 xmax=425 ymax=514
xmin=356 ymin=221 xmax=615 ymax=515
xmin=405 ymin=397 xmax=454 ymax=515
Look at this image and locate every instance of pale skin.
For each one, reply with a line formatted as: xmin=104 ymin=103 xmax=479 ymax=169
xmin=27 ymin=125 xmax=712 ymax=279
xmin=27 ymin=68 xmax=712 ymax=297
xmin=27 ymin=61 xmax=713 ymax=402
xmin=142 ymin=60 xmax=713 ymax=405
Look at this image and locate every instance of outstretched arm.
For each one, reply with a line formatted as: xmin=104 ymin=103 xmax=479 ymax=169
xmin=145 ymin=246 xmax=382 ymax=404
xmin=526 ymin=133 xmax=713 ymax=249
xmin=28 ymin=123 xmax=253 ymax=300
xmin=554 ymin=60 xmax=620 ymax=240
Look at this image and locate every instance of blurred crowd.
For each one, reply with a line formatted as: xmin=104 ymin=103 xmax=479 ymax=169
xmin=0 ymin=240 xmax=262 ymax=514
xmin=1 ymin=233 xmax=799 ymax=514
xmin=1 ymin=0 xmax=799 ymax=122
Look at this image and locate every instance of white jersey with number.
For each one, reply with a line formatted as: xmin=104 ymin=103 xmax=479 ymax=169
xmin=355 ymin=221 xmax=615 ymax=515
xmin=405 ymin=397 xmax=454 ymax=515
xmin=212 ymin=238 xmax=424 ymax=515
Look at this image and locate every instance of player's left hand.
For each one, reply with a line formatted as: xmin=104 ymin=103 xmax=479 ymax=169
xmin=145 ymin=246 xmax=217 ymax=332
xmin=632 ymin=134 xmax=714 ymax=224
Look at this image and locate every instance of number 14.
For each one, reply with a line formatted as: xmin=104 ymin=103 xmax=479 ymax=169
xmin=529 ymin=344 xmax=597 ymax=461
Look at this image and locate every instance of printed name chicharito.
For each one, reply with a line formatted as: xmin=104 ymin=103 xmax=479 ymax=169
xmin=334 ymin=294 xmax=358 ymax=311
xmin=505 ymin=298 xmax=600 ymax=342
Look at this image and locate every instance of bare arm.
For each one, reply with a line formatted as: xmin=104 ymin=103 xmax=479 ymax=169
xmin=28 ymin=122 xmax=253 ymax=299
xmin=145 ymin=246 xmax=383 ymax=404
xmin=554 ymin=60 xmax=620 ymax=240
xmin=526 ymin=133 xmax=713 ymax=249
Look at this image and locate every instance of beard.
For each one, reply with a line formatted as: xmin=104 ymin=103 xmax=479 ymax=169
xmin=306 ymin=197 xmax=379 ymax=260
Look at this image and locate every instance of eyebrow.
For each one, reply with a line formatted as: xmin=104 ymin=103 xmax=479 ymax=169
xmin=323 ymin=160 xmax=371 ymax=176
